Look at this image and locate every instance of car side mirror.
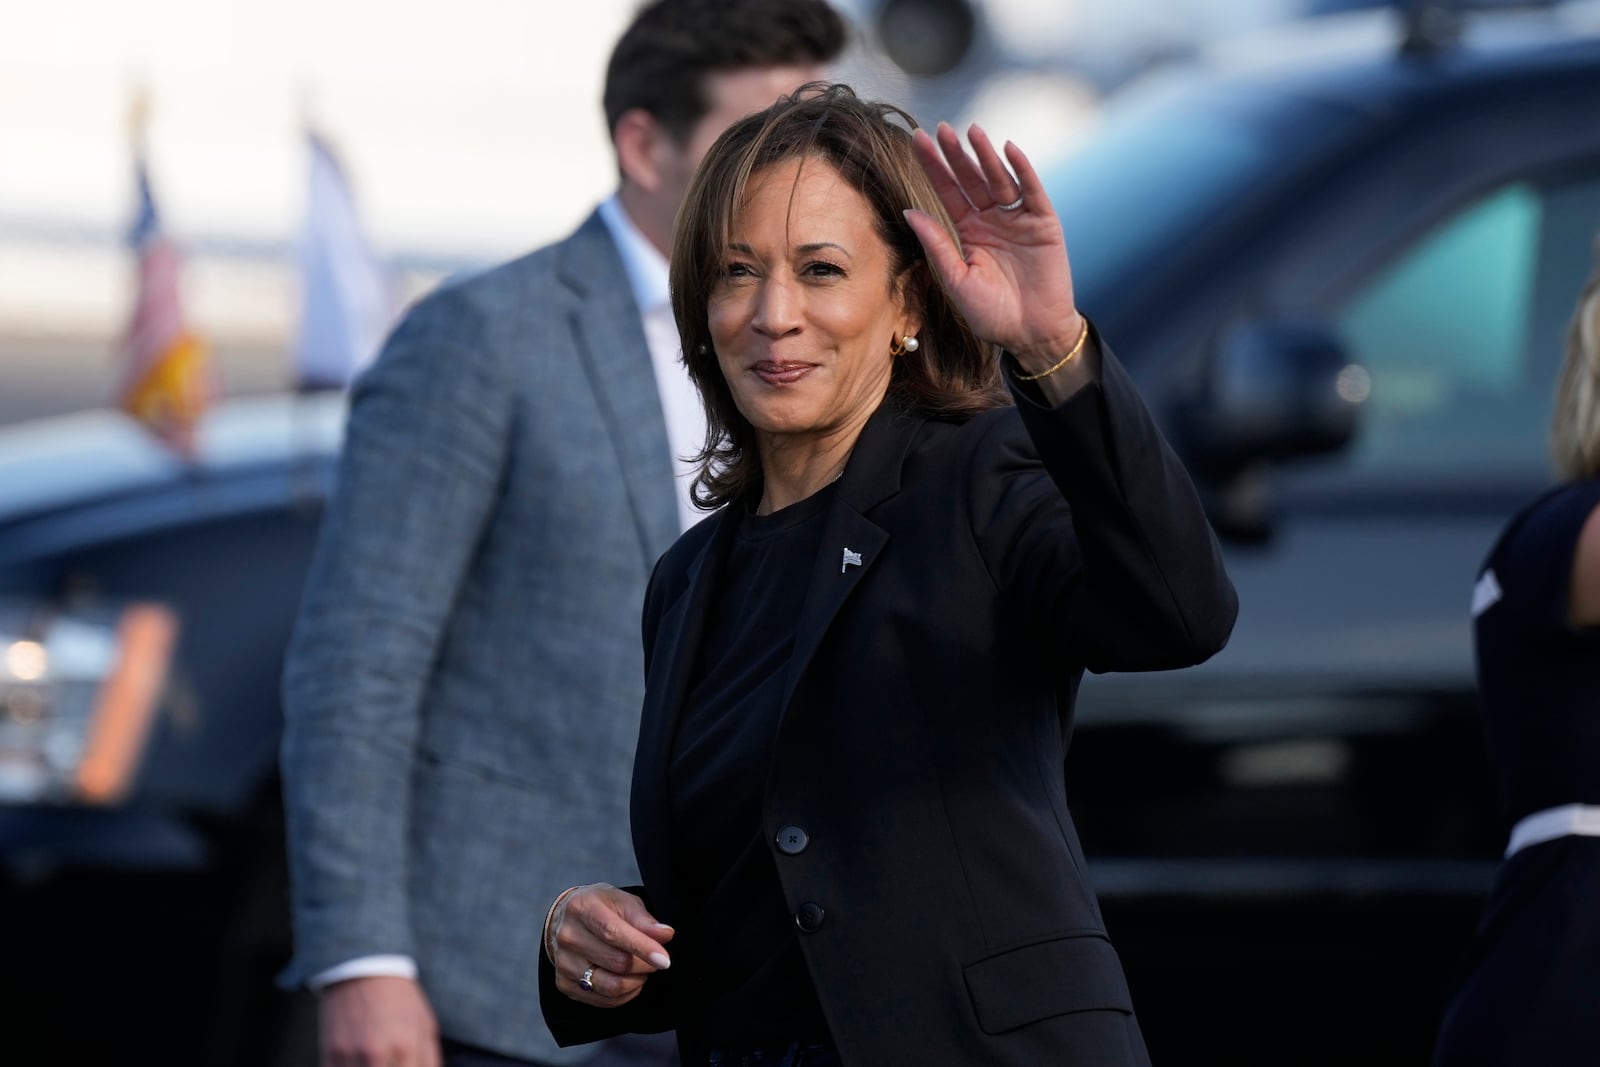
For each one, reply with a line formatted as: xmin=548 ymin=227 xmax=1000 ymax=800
xmin=1175 ymin=319 xmax=1368 ymax=482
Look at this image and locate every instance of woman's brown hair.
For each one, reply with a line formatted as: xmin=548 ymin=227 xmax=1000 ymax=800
xmin=670 ymin=82 xmax=1008 ymax=511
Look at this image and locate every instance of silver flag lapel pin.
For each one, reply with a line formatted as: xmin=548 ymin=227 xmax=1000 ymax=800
xmin=841 ymin=548 xmax=863 ymax=573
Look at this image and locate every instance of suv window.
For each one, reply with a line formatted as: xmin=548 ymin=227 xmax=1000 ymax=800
xmin=1331 ymin=174 xmax=1600 ymax=478
xmin=1046 ymin=82 xmax=1363 ymax=311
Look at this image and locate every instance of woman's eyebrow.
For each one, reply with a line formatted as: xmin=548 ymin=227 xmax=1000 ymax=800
xmin=796 ymin=241 xmax=850 ymax=257
xmin=726 ymin=240 xmax=851 ymax=257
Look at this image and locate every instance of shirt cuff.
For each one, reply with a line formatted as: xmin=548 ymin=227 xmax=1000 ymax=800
xmin=307 ymin=955 xmax=419 ymax=991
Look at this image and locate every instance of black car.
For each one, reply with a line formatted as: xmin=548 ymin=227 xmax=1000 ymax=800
xmin=1043 ymin=2 xmax=1600 ymax=1062
xmin=0 ymin=396 xmax=341 ymax=1066
xmin=2 ymin=5 xmax=1598 ymax=1064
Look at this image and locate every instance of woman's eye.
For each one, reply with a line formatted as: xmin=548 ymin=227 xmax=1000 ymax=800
xmin=725 ymin=262 xmax=754 ymax=278
xmin=804 ymin=261 xmax=844 ymax=278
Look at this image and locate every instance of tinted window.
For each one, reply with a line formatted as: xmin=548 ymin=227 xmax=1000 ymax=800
xmin=1045 ymin=79 xmax=1362 ymax=309
xmin=1331 ymin=175 xmax=1600 ymax=478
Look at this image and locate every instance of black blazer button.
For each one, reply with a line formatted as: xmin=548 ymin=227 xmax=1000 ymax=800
xmin=775 ymin=825 xmax=810 ymax=855
xmin=794 ymin=901 xmax=825 ymax=933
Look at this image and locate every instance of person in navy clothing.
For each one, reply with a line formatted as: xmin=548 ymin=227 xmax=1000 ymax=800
xmin=534 ymin=85 xmax=1237 ymax=1066
xmin=1433 ymin=249 xmax=1600 ymax=1067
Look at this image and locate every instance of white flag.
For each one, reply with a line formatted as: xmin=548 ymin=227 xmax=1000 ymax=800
xmin=293 ymin=132 xmax=396 ymax=389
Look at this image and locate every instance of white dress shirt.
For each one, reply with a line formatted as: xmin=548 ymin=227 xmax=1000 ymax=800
xmin=598 ymin=194 xmax=708 ymax=535
xmin=308 ymin=196 xmax=706 ymax=993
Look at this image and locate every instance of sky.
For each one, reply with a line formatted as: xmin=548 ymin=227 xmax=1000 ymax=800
xmin=0 ymin=0 xmax=1282 ymax=342
xmin=0 ymin=0 xmax=911 ymax=339
xmin=2 ymin=0 xmax=650 ymax=255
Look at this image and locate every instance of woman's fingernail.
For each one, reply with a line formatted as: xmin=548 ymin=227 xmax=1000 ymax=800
xmin=649 ymin=952 xmax=672 ymax=969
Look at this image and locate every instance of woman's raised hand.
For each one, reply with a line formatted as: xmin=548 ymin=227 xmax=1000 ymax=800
xmin=548 ymin=883 xmax=674 ymax=1008
xmin=905 ymin=123 xmax=1083 ymax=372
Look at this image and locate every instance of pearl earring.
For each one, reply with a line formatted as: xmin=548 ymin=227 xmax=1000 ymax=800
xmin=900 ymin=335 xmax=919 ymax=353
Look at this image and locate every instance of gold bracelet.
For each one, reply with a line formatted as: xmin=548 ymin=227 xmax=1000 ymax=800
xmin=543 ymin=885 xmax=582 ymax=964
xmin=1014 ymin=317 xmax=1090 ymax=381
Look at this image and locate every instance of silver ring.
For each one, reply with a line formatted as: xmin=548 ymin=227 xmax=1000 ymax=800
xmin=996 ymin=196 xmax=1025 ymax=212
xmin=578 ymin=967 xmax=595 ymax=992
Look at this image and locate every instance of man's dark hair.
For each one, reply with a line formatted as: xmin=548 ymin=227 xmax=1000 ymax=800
xmin=603 ymin=0 xmax=848 ymax=144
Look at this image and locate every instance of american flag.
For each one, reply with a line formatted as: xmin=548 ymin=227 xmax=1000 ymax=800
xmin=115 ymin=157 xmax=211 ymax=457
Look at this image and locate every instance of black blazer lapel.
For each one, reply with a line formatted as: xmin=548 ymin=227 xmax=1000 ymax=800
xmin=633 ymin=405 xmax=923 ymax=907
xmin=631 ymin=512 xmax=738 ymax=913
xmin=776 ymin=405 xmax=923 ymax=715
xmin=558 ymin=211 xmax=681 ymax=565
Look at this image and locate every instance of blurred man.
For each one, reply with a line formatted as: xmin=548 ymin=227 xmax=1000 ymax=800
xmin=278 ymin=4 xmax=847 ymax=1065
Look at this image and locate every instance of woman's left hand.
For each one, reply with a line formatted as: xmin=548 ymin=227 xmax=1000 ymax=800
xmin=905 ymin=123 xmax=1083 ymax=371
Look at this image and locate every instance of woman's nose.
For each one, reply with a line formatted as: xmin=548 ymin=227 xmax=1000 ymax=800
xmin=751 ymin=277 xmax=801 ymax=337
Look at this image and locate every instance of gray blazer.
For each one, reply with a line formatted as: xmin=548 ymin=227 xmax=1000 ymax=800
xmin=280 ymin=210 xmax=680 ymax=1063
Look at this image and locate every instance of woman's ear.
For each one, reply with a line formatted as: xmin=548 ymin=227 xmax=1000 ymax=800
xmin=614 ymin=108 xmax=666 ymax=195
xmin=901 ymin=313 xmax=925 ymax=345
xmin=894 ymin=271 xmax=926 ymax=345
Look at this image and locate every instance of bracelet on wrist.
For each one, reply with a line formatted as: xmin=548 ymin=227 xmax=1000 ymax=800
xmin=1014 ymin=317 xmax=1090 ymax=382
xmin=543 ymin=885 xmax=581 ymax=964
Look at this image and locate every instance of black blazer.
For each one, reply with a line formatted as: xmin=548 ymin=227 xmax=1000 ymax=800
xmin=542 ymin=344 xmax=1238 ymax=1066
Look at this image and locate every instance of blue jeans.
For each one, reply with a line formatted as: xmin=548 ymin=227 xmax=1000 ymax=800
xmin=704 ymin=1040 xmax=840 ymax=1067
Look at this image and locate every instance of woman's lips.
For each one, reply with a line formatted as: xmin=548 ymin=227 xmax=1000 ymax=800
xmin=752 ymin=361 xmax=814 ymax=385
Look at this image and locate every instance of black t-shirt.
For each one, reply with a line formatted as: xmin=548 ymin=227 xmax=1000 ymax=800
xmin=668 ymin=483 xmax=835 ymax=1046
xmin=1473 ymin=476 xmax=1600 ymax=827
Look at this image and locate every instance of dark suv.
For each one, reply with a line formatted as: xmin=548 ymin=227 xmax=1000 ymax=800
xmin=1043 ymin=3 xmax=1600 ymax=1062
xmin=0 ymin=397 xmax=341 ymax=1066
xmin=2 ymin=5 xmax=1598 ymax=1064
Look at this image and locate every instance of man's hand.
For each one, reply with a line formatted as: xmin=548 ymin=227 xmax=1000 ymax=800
xmin=319 ymin=975 xmax=441 ymax=1067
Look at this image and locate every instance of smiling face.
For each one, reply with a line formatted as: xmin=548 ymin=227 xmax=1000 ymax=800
xmin=708 ymin=156 xmax=921 ymax=462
